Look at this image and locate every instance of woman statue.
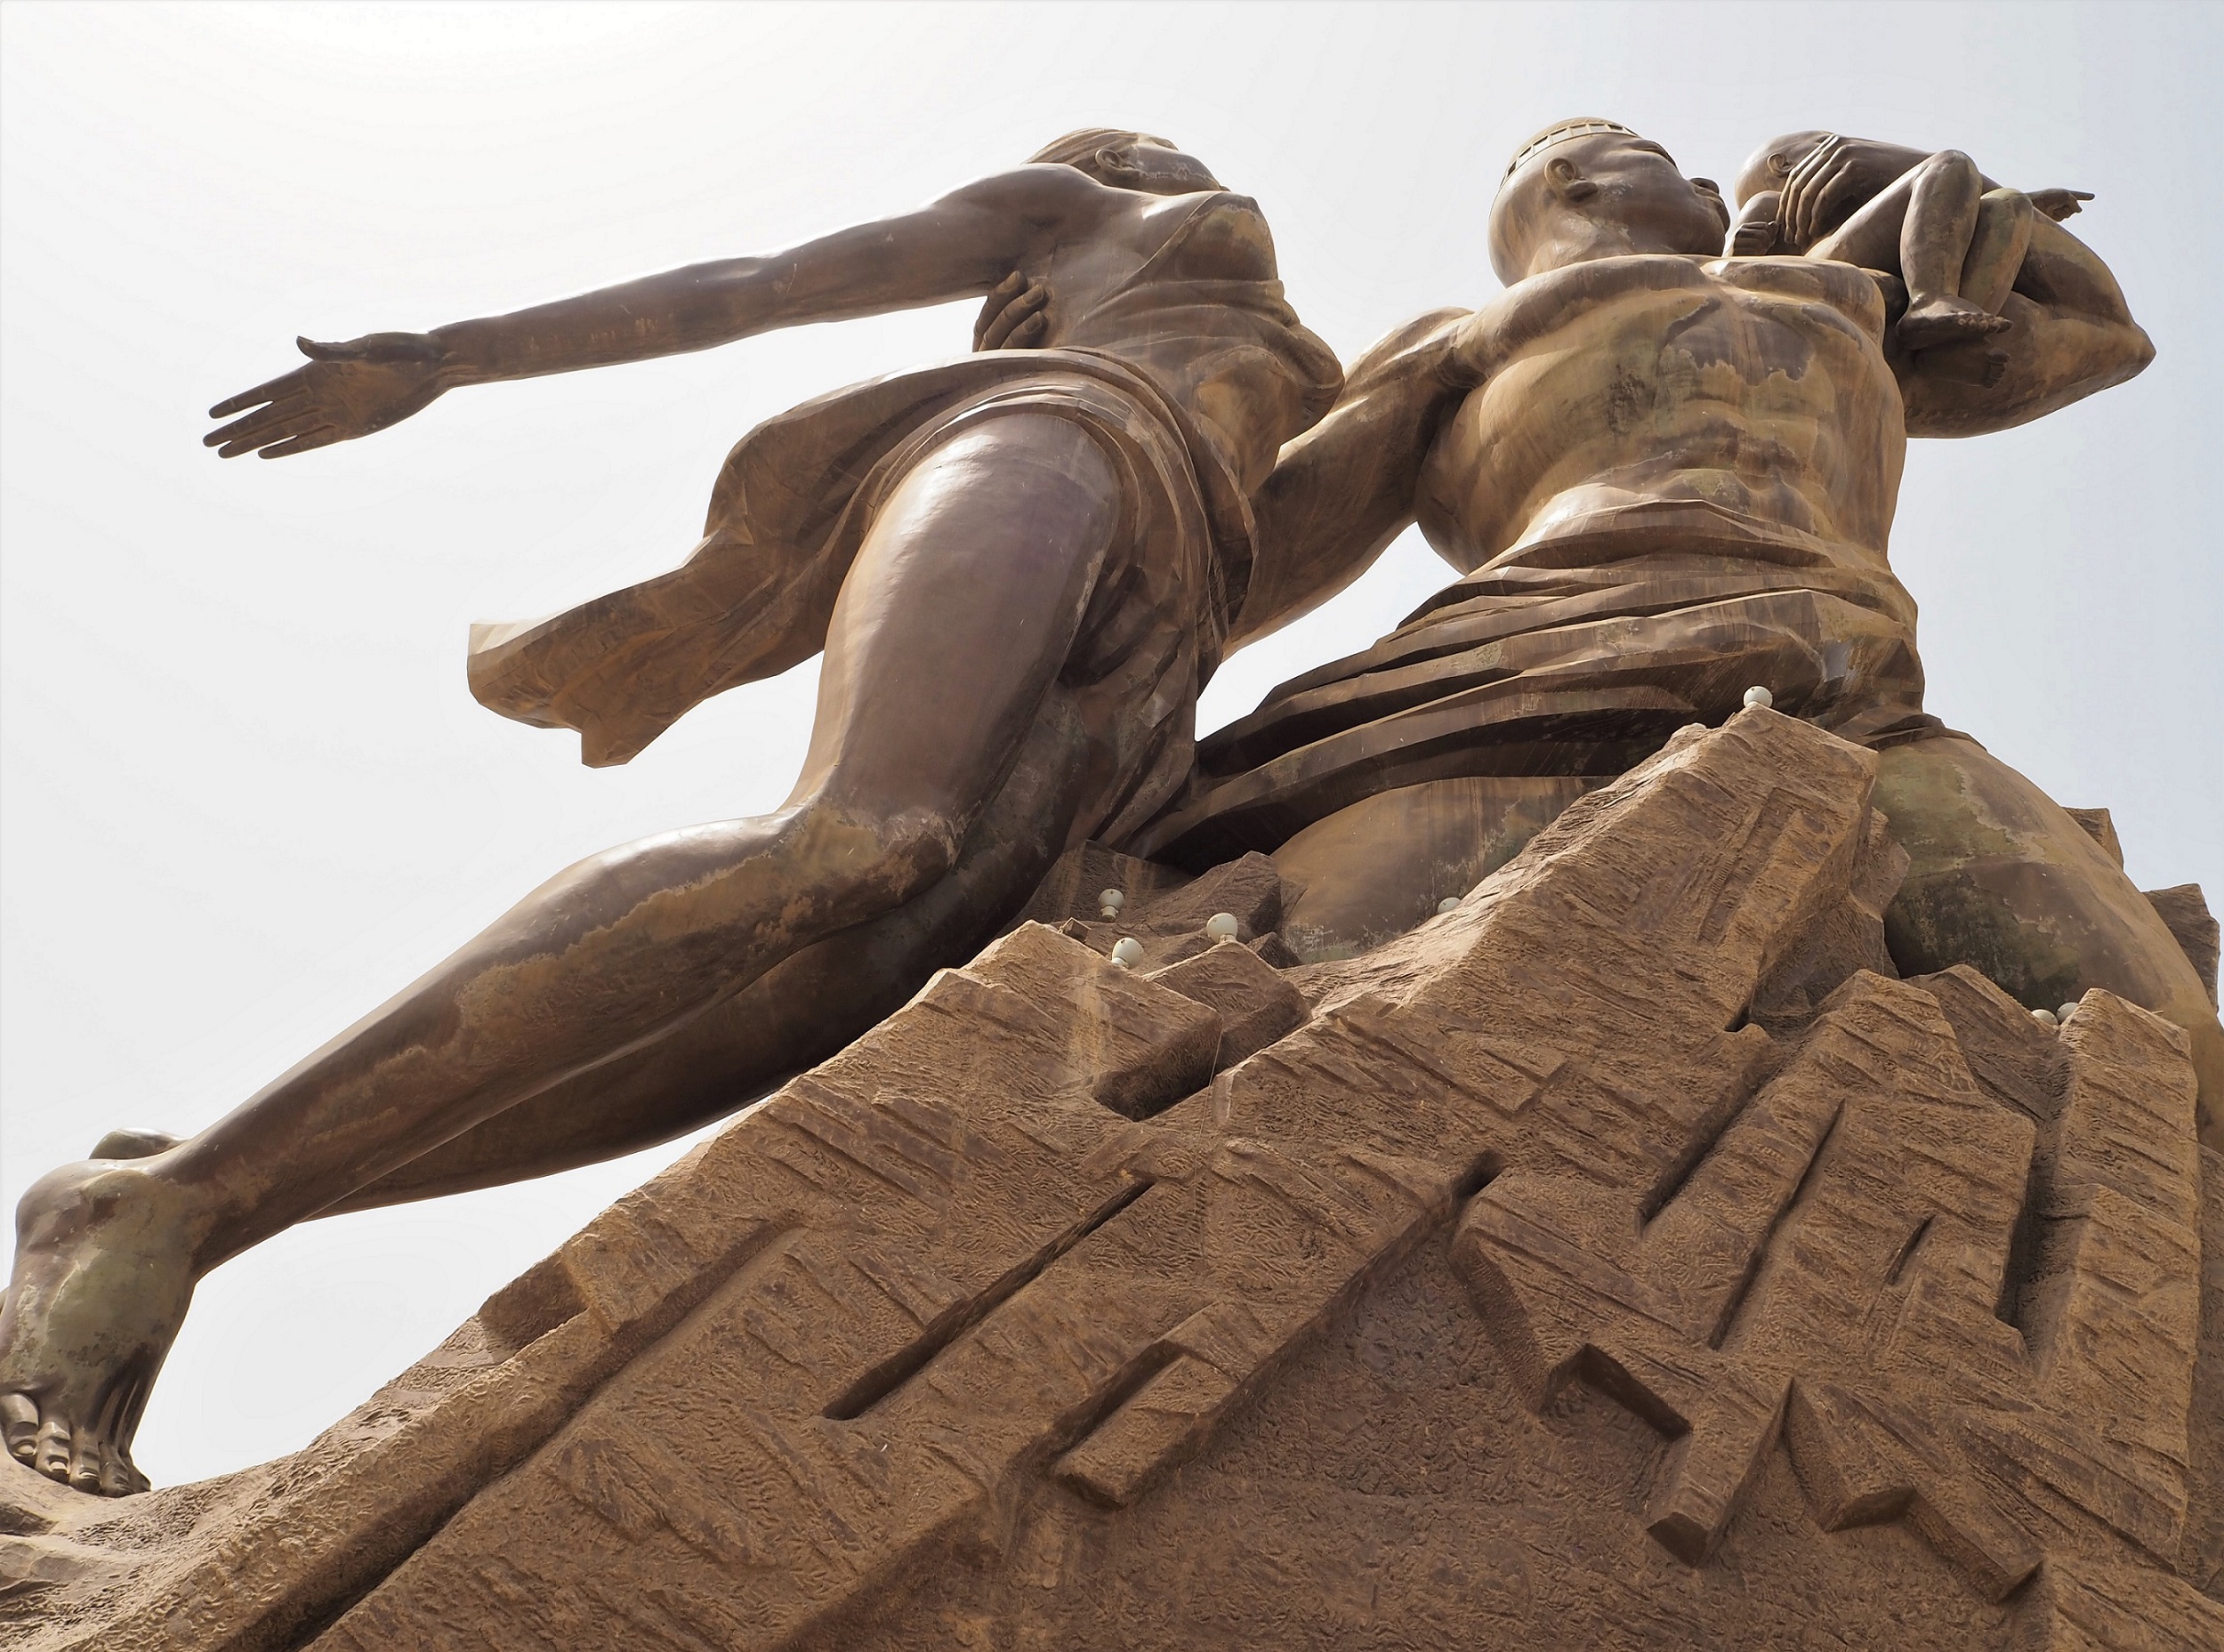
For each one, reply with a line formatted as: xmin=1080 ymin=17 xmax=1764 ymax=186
xmin=0 ymin=130 xmax=1340 ymax=1495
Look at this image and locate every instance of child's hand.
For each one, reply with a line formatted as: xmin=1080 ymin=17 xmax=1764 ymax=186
xmin=2029 ymin=188 xmax=2094 ymax=222
xmin=1727 ymin=219 xmax=1779 ymax=257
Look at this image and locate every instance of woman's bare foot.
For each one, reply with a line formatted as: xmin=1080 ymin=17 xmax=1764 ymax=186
xmin=1897 ymin=293 xmax=2013 ymax=352
xmin=0 ymin=1158 xmax=205 ymax=1495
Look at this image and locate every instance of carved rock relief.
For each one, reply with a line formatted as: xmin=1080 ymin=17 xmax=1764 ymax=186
xmin=4 ymin=708 xmax=2216 ymax=1650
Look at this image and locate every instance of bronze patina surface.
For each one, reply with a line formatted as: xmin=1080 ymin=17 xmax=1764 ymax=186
xmin=0 ymin=125 xmax=2214 ymax=1652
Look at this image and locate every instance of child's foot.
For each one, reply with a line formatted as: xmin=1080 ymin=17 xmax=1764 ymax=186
xmin=1898 ymin=294 xmax=2013 ymax=352
xmin=0 ymin=1159 xmax=205 ymax=1495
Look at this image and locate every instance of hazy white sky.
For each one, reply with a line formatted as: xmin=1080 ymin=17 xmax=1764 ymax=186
xmin=4 ymin=1 xmax=2219 ymax=1490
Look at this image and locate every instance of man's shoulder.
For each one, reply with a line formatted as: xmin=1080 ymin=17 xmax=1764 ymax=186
xmin=1479 ymin=254 xmax=1886 ymax=354
xmin=1495 ymin=253 xmax=1713 ymax=303
xmin=1348 ymin=306 xmax=1472 ymax=383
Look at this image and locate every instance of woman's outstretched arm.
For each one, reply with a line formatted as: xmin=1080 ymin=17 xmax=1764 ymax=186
xmin=205 ymin=164 xmax=1102 ymax=458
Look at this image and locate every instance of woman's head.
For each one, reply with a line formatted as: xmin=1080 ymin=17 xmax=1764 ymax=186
xmin=1030 ymin=129 xmax=1222 ymax=196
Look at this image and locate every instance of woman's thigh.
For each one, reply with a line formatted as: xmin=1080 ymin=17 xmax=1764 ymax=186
xmin=329 ymin=690 xmax=1101 ymax=1208
xmin=791 ymin=411 xmax=1124 ymax=829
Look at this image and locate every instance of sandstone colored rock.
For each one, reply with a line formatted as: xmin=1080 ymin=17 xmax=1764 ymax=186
xmin=1145 ymin=941 xmax=1309 ymax=1070
xmin=5 ymin=709 xmax=2216 ymax=1651
xmin=2147 ymin=882 xmax=2221 ymax=1009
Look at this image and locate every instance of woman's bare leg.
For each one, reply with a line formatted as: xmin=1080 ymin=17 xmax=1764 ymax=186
xmin=327 ymin=696 xmax=1098 ymax=1209
xmin=0 ymin=413 xmax=1122 ymax=1494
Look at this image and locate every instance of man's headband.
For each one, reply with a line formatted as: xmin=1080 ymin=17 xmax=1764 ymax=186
xmin=1503 ymin=118 xmax=1641 ymax=181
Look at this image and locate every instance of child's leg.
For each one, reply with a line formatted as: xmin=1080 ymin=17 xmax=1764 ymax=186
xmin=1809 ymin=151 xmax=2010 ymax=349
xmin=1899 ymin=151 xmax=2014 ymax=347
xmin=1961 ymin=189 xmax=2037 ymax=313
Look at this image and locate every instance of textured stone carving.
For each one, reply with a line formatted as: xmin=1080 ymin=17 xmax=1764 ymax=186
xmin=2147 ymin=884 xmax=2221 ymax=1009
xmin=5 ymin=709 xmax=2214 ymax=1650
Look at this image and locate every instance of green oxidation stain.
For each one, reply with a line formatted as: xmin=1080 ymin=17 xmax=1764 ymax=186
xmin=1875 ymin=741 xmax=2092 ymax=1008
xmin=1872 ymin=745 xmax=2023 ymax=875
xmin=1884 ymin=871 xmax=2085 ymax=1011
xmin=1474 ymin=795 xmax=1572 ymax=881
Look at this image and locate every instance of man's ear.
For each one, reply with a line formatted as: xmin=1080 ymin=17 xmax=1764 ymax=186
xmin=1546 ymin=156 xmax=1599 ymax=203
xmin=1094 ymin=147 xmax=1140 ymax=184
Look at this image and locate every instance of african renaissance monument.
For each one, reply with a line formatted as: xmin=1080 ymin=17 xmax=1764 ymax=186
xmin=5 ymin=118 xmax=2219 ymax=1650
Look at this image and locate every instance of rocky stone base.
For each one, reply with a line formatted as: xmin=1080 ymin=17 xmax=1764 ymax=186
xmin=7 ymin=709 xmax=2219 ymax=1650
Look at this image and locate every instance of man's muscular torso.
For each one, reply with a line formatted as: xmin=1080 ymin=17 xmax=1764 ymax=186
xmin=1420 ymin=254 xmax=1906 ymax=570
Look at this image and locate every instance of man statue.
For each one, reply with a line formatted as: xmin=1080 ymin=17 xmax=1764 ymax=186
xmin=1149 ymin=117 xmax=2220 ymax=1138
xmin=4 ymin=117 xmax=2210 ymax=1506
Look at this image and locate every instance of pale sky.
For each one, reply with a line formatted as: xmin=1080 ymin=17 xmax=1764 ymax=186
xmin=4 ymin=1 xmax=2219 ymax=1490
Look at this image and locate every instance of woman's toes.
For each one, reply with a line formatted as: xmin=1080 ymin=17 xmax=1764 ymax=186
xmin=32 ymin=1417 xmax=70 ymax=1481
xmin=68 ymin=1439 xmax=103 ymax=1493
xmin=1 ymin=1393 xmax=36 ymax=1463
xmin=100 ymin=1447 xmax=143 ymax=1497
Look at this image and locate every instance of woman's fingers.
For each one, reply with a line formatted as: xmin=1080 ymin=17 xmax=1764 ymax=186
xmin=209 ymin=404 xmax=334 ymax=457
xmin=256 ymin=425 xmax=342 ymax=459
xmin=986 ymin=308 xmax=1047 ymax=351
xmin=1777 ymin=146 xmax=1818 ymax=230
xmin=972 ymin=272 xmax=1028 ymax=349
xmin=300 ymin=332 xmax=442 ymax=364
xmin=204 ymin=394 xmax=311 ymax=452
xmin=208 ymin=369 xmax=310 ymax=420
xmin=979 ymin=282 xmax=1048 ymax=351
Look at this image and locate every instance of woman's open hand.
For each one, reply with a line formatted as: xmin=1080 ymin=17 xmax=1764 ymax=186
xmin=204 ymin=333 xmax=450 ymax=458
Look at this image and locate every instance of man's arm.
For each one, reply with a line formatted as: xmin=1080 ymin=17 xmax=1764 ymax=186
xmin=205 ymin=165 xmax=1103 ymax=458
xmin=1228 ymin=308 xmax=1473 ymax=649
xmin=1897 ymin=214 xmax=2154 ymax=437
xmin=1763 ymin=132 xmax=2151 ymax=435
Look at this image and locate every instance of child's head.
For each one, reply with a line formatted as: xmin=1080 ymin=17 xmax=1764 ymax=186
xmin=1733 ymin=130 xmax=1834 ymax=207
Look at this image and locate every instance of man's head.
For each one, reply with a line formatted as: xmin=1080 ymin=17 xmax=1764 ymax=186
xmin=1488 ymin=118 xmax=1729 ymax=284
xmin=1031 ymin=129 xmax=1223 ymax=196
xmin=1732 ymin=130 xmax=1834 ymax=208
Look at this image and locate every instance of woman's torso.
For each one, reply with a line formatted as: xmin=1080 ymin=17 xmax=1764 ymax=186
xmin=1013 ymin=189 xmax=1342 ymax=501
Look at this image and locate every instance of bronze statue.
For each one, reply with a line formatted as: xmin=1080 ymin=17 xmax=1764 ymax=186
xmin=0 ymin=129 xmax=1339 ymax=1495
xmin=4 ymin=116 xmax=2213 ymax=1517
xmin=1139 ymin=118 xmax=2219 ymax=1133
xmin=1725 ymin=130 xmax=2094 ymax=351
